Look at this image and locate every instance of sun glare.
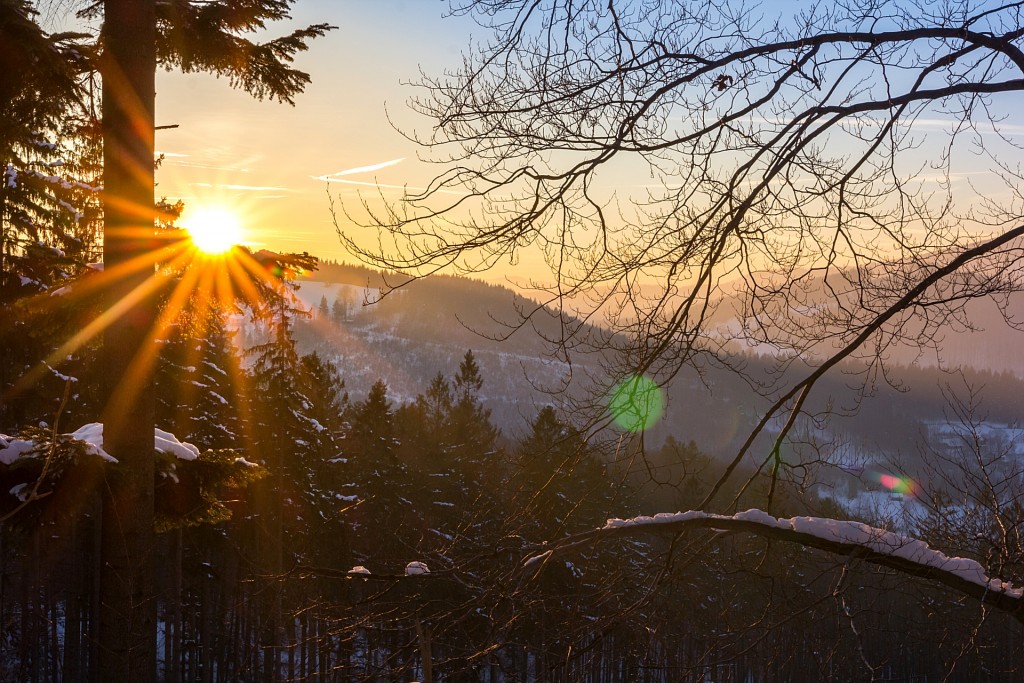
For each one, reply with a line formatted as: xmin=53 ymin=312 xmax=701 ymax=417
xmin=183 ymin=206 xmax=244 ymax=254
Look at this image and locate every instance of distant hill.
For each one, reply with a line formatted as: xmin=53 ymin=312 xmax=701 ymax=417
xmin=705 ymin=269 xmax=1024 ymax=379
xmin=308 ymin=259 xmax=412 ymax=290
xmin=293 ymin=263 xmax=1024 ymax=469
xmin=293 ymin=266 xmax=585 ymax=438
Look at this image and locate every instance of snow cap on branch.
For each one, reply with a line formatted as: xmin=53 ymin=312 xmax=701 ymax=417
xmin=601 ymin=510 xmax=1024 ymax=599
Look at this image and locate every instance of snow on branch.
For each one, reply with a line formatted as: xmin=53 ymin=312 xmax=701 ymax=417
xmin=1 ymin=423 xmax=201 ymax=466
xmin=66 ymin=423 xmax=200 ymax=463
xmin=525 ymin=509 xmax=1024 ymax=623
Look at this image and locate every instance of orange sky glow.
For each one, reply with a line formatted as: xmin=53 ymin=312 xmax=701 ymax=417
xmin=154 ymin=1 xmax=477 ymax=272
xmin=146 ymin=1 xmax=1023 ymax=290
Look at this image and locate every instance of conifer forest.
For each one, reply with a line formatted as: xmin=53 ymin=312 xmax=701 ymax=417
xmin=4 ymin=1 xmax=1024 ymax=681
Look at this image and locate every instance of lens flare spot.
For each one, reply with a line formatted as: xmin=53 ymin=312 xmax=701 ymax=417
xmin=610 ymin=375 xmax=664 ymax=432
xmin=875 ymin=471 xmax=914 ymax=496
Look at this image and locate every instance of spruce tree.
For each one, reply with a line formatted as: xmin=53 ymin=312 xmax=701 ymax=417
xmin=0 ymin=0 xmax=95 ymax=300
xmin=0 ymin=3 xmax=100 ymax=430
xmin=88 ymin=4 xmax=332 ymax=677
xmin=247 ymin=297 xmax=310 ymax=680
xmin=512 ymin=406 xmax=605 ymax=540
xmin=348 ymin=379 xmax=397 ymax=471
xmin=450 ymin=349 xmax=499 ymax=463
xmin=394 ymin=352 xmax=503 ymax=576
xmin=343 ymin=379 xmax=415 ymax=564
xmin=331 ymin=295 xmax=347 ymax=324
xmin=155 ymin=300 xmax=243 ymax=450
xmin=296 ymin=351 xmax=348 ymax=563
xmin=449 ymin=350 xmax=501 ymax=540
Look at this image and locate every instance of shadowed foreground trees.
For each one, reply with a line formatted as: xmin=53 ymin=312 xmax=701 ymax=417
xmin=5 ymin=342 xmax=1024 ymax=680
xmin=2 ymin=1 xmax=331 ymax=677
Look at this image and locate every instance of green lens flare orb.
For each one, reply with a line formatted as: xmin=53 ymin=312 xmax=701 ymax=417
xmin=609 ymin=375 xmax=664 ymax=432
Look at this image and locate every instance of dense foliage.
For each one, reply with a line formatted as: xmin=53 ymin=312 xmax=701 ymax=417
xmin=3 ymin=289 xmax=1024 ymax=680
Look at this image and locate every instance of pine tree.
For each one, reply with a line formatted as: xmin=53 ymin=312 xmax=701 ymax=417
xmin=154 ymin=300 xmax=243 ymax=450
xmin=317 ymin=294 xmax=329 ymax=320
xmin=0 ymin=1 xmax=95 ymax=301
xmin=331 ymin=295 xmax=347 ymax=324
xmin=343 ymin=379 xmax=417 ymax=564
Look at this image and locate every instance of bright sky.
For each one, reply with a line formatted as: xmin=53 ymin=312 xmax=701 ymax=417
xmin=155 ymin=1 xmax=475 ymax=265
xmin=149 ymin=1 xmax=1024 ymax=284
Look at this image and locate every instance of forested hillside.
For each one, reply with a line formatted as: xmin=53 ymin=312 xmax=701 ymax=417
xmin=297 ymin=262 xmax=1024 ymax=470
xmin=3 ymin=252 xmax=1023 ymax=680
xmin=4 ymin=282 xmax=1023 ymax=681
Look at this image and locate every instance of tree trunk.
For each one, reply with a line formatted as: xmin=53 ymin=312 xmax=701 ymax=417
xmin=97 ymin=0 xmax=158 ymax=679
xmin=414 ymin=617 xmax=433 ymax=683
xmin=62 ymin=518 xmax=84 ymax=681
xmin=168 ymin=528 xmax=183 ymax=682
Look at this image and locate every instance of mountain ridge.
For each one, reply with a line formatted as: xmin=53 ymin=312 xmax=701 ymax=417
xmin=294 ymin=264 xmax=1024 ymax=474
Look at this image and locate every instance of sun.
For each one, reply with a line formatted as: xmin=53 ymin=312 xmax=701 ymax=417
xmin=182 ymin=205 xmax=244 ymax=254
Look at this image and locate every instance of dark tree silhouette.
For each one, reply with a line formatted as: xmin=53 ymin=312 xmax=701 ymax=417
xmin=97 ymin=2 xmax=159 ymax=676
xmin=91 ymin=1 xmax=332 ymax=677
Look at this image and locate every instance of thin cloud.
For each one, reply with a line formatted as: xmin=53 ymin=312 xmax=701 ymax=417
xmin=315 ymin=176 xmax=467 ymax=196
xmin=317 ymin=157 xmax=406 ymax=179
xmin=192 ymin=182 xmax=290 ymax=192
xmin=166 ymin=160 xmax=252 ymax=172
xmin=317 ymin=177 xmax=416 ymax=190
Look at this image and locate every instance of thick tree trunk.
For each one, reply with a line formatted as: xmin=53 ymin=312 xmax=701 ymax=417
xmin=96 ymin=0 xmax=157 ymax=679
